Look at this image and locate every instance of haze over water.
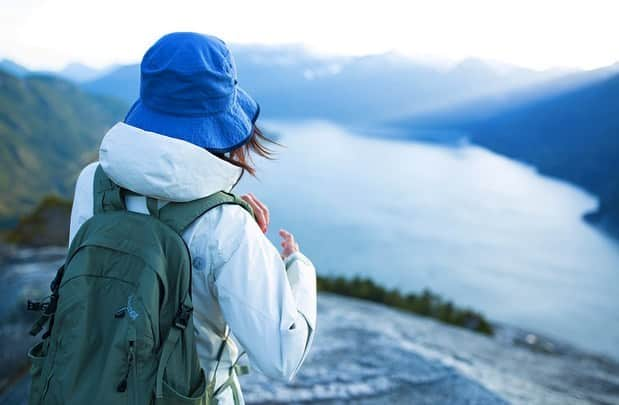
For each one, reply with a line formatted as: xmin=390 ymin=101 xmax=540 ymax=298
xmin=239 ymin=121 xmax=619 ymax=360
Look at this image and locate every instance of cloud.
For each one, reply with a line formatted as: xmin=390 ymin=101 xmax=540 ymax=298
xmin=1 ymin=0 xmax=618 ymax=70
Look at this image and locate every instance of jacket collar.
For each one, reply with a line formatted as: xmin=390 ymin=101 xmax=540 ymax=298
xmin=99 ymin=122 xmax=242 ymax=202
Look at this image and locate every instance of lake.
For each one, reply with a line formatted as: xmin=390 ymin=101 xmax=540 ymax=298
xmin=238 ymin=120 xmax=619 ymax=361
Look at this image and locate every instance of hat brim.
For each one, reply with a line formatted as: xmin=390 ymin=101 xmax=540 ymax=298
xmin=124 ymin=86 xmax=259 ymax=153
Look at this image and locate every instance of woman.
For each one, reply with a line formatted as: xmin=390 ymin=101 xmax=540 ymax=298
xmin=68 ymin=32 xmax=317 ymax=404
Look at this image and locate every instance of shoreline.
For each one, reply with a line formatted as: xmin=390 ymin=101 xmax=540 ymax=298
xmin=1 ymin=243 xmax=618 ymax=363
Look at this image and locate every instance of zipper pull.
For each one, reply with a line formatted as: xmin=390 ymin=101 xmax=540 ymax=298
xmin=116 ymin=341 xmax=135 ymax=392
xmin=116 ymin=379 xmax=127 ymax=393
xmin=114 ymin=307 xmax=127 ymax=318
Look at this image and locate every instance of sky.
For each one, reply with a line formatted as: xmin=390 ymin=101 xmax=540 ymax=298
xmin=1 ymin=0 xmax=618 ymax=71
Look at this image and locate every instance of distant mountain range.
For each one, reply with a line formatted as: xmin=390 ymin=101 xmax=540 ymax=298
xmin=56 ymin=62 xmax=119 ymax=83
xmin=395 ymin=68 xmax=619 ymax=236
xmin=392 ymin=62 xmax=619 ymax=129
xmin=0 ymin=59 xmax=28 ymax=77
xmin=81 ymin=45 xmax=565 ymax=123
xmin=0 ymin=70 xmax=126 ymax=227
xmin=1 ymin=49 xmax=571 ymax=125
xmin=1 ymin=48 xmax=618 ymax=238
xmin=0 ymin=59 xmax=116 ymax=82
xmin=82 ymin=64 xmax=139 ymax=101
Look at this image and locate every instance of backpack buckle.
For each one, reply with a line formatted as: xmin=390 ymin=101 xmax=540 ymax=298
xmin=174 ymin=304 xmax=193 ymax=329
xmin=27 ymin=297 xmax=57 ymax=314
xmin=27 ymin=300 xmax=47 ymax=312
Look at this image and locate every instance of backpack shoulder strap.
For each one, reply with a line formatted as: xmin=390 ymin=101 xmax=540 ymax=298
xmin=93 ymin=164 xmax=126 ymax=214
xmin=158 ymin=191 xmax=254 ymax=234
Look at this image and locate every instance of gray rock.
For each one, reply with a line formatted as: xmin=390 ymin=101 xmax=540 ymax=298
xmin=1 ymin=251 xmax=618 ymax=404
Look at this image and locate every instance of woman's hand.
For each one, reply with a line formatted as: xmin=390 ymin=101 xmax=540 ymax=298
xmin=279 ymin=229 xmax=300 ymax=259
xmin=239 ymin=193 xmax=299 ymax=258
xmin=241 ymin=193 xmax=270 ymax=233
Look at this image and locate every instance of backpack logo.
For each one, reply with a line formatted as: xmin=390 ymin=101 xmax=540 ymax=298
xmin=127 ymin=295 xmax=139 ymax=320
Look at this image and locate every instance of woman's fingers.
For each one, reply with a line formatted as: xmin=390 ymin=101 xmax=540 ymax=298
xmin=279 ymin=229 xmax=296 ymax=247
xmin=236 ymin=197 xmax=300 ymax=258
xmin=279 ymin=228 xmax=300 ymax=258
xmin=241 ymin=193 xmax=268 ymax=233
xmin=248 ymin=193 xmax=269 ymax=227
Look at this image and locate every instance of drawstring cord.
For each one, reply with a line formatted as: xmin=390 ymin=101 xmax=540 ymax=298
xmin=208 ymin=326 xmax=249 ymax=405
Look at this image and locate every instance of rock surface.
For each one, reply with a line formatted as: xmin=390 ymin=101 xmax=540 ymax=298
xmin=1 ymin=250 xmax=618 ymax=404
xmin=238 ymin=294 xmax=619 ymax=404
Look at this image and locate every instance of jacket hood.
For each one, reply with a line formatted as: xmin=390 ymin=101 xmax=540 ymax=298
xmin=99 ymin=122 xmax=243 ymax=201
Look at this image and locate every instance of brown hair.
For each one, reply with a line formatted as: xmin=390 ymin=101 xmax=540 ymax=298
xmin=215 ymin=126 xmax=278 ymax=176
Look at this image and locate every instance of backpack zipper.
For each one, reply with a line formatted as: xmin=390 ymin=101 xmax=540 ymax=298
xmin=117 ymin=340 xmax=135 ymax=393
xmin=132 ymin=339 xmax=139 ymax=405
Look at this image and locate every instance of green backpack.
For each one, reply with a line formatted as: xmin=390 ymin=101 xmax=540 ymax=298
xmin=27 ymin=165 xmax=253 ymax=405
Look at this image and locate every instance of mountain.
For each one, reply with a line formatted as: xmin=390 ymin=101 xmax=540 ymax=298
xmin=395 ymin=70 xmax=619 ymax=236
xmin=471 ymin=73 xmax=619 ymax=234
xmin=0 ymin=70 xmax=127 ymax=227
xmin=82 ymin=63 xmax=139 ymax=103
xmin=0 ymin=60 xmax=113 ymax=82
xmin=0 ymin=59 xmax=28 ymax=77
xmin=56 ymin=62 xmax=112 ymax=83
xmin=391 ymin=62 xmax=619 ymax=129
xmin=82 ymin=46 xmax=563 ymax=124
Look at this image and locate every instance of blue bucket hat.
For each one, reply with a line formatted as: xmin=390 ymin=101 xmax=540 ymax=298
xmin=125 ymin=32 xmax=259 ymax=153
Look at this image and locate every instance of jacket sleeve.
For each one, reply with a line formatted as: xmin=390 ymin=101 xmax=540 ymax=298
xmin=211 ymin=206 xmax=317 ymax=382
xmin=68 ymin=162 xmax=98 ymax=245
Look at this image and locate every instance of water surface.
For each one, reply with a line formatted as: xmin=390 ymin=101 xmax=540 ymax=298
xmin=238 ymin=121 xmax=619 ymax=360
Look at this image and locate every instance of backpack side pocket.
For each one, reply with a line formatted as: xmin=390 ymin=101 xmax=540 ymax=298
xmin=27 ymin=340 xmax=52 ymax=405
xmin=155 ymin=369 xmax=207 ymax=405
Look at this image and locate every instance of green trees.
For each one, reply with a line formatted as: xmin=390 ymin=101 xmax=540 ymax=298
xmin=6 ymin=195 xmax=71 ymax=246
xmin=0 ymin=70 xmax=126 ymax=227
xmin=317 ymin=275 xmax=494 ymax=335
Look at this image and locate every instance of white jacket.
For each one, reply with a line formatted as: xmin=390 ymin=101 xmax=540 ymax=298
xmin=68 ymin=123 xmax=317 ymax=405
